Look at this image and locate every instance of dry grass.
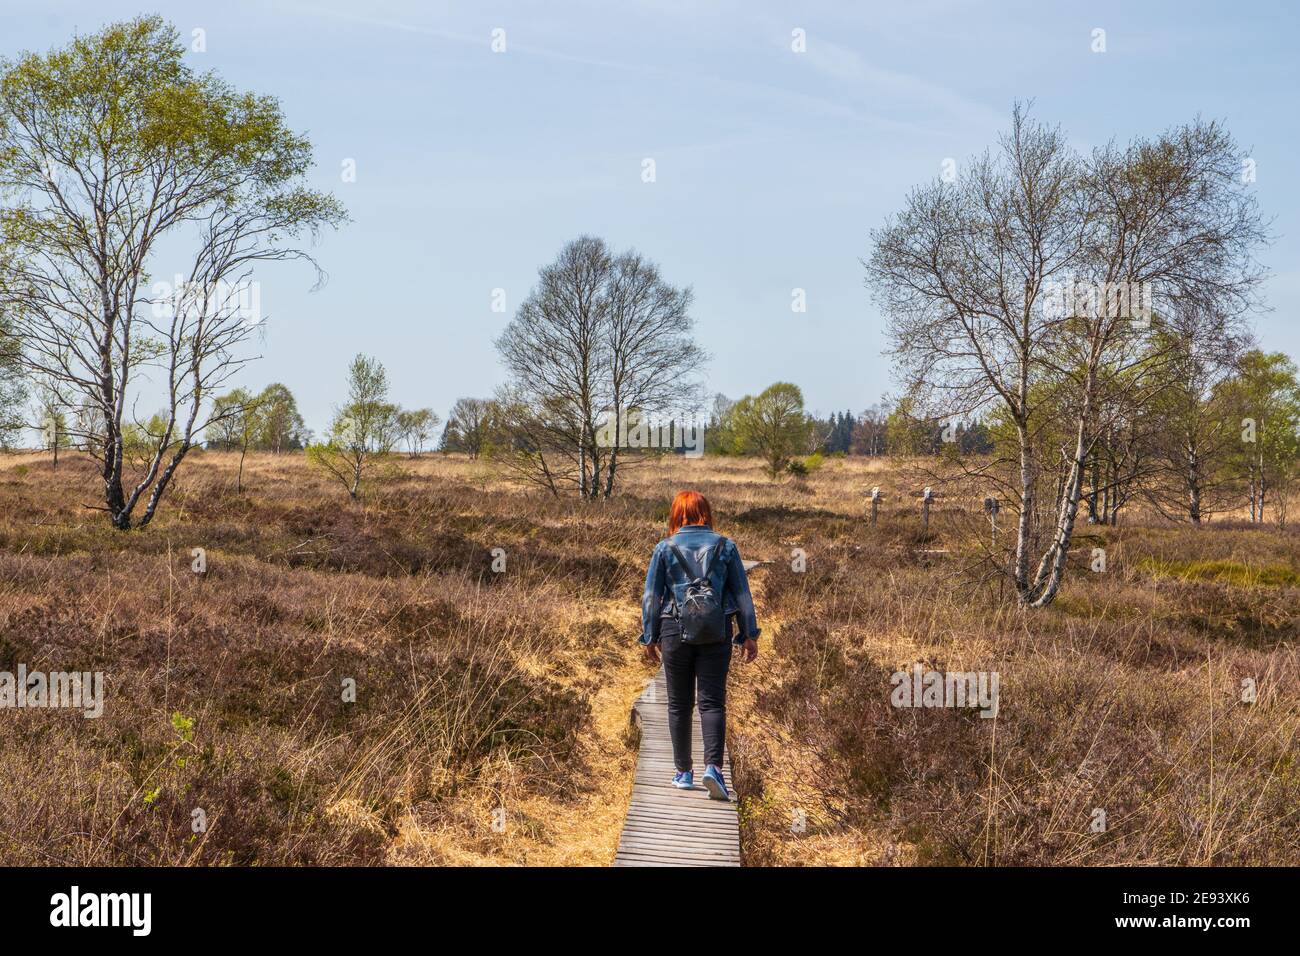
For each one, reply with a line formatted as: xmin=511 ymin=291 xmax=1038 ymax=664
xmin=0 ymin=450 xmax=1295 ymax=866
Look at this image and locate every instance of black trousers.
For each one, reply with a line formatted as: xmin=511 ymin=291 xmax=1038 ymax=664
xmin=659 ymin=625 xmax=732 ymax=772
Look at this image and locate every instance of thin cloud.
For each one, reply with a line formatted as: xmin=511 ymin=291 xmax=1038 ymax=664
xmin=289 ymin=1 xmax=976 ymax=138
xmin=782 ymin=33 xmax=1005 ymax=130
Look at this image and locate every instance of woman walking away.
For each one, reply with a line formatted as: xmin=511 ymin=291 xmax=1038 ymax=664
xmin=640 ymin=490 xmax=760 ymax=801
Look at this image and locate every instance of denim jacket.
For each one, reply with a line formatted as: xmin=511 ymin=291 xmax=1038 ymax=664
xmin=640 ymin=524 xmax=761 ymax=646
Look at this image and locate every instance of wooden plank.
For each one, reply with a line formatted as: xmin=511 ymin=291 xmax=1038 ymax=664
xmin=614 ymin=839 xmax=738 ymax=861
xmin=618 ymin=817 xmax=737 ymax=833
xmin=616 ymin=836 xmax=739 ymax=857
xmin=617 ymin=826 xmax=739 ymax=845
xmin=620 ymin=814 xmax=738 ymax=834
xmin=613 ymin=666 xmax=743 ymax=868
xmin=617 ymin=843 xmax=739 ymax=862
xmin=613 ymin=858 xmax=689 ymax=867
xmin=621 ymin=857 xmax=740 ymax=867
xmin=625 ymin=791 xmax=738 ymax=811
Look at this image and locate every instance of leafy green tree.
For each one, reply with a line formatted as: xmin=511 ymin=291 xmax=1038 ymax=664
xmin=0 ymin=309 xmax=26 ymax=449
xmin=255 ymin=383 xmax=308 ymax=453
xmin=1142 ymin=320 xmax=1243 ymax=523
xmin=884 ymin=394 xmax=936 ymax=456
xmin=1220 ymin=350 xmax=1300 ymax=524
xmin=122 ymin=412 xmax=178 ymax=462
xmin=0 ymin=17 xmax=345 ymax=528
xmin=704 ymin=393 xmax=739 ymax=455
xmin=307 ymin=355 xmax=399 ymax=501
xmin=731 ymin=382 xmax=809 ymax=478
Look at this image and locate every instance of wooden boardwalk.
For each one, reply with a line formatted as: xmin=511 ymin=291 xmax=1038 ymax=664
xmin=613 ymin=668 xmax=742 ymax=867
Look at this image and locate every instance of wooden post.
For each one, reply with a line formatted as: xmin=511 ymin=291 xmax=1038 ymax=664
xmin=870 ymin=486 xmax=881 ymax=526
xmin=984 ymin=496 xmax=999 ymax=547
xmin=908 ymin=487 xmax=942 ymax=532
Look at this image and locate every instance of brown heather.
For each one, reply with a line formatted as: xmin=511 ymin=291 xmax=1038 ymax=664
xmin=0 ymin=451 xmax=1295 ymax=865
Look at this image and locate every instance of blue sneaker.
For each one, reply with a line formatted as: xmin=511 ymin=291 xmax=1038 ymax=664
xmin=702 ymin=765 xmax=729 ymax=801
xmin=672 ymin=770 xmax=694 ymax=789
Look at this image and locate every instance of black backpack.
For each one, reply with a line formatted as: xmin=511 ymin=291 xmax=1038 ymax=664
xmin=667 ymin=540 xmax=728 ymax=644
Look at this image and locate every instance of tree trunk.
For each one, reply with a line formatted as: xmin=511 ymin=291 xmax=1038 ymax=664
xmin=603 ymin=444 xmax=619 ymax=498
xmin=1085 ymin=458 xmax=1100 ymax=523
xmin=137 ymin=443 xmax=193 ymax=529
xmin=105 ymin=451 xmax=130 ymax=529
xmin=1027 ymin=430 xmax=1087 ymax=608
xmin=1013 ymin=421 xmax=1034 ymax=596
xmin=1100 ymin=465 xmax=1112 ymax=524
xmin=1025 ymin=378 xmax=1094 ymax=609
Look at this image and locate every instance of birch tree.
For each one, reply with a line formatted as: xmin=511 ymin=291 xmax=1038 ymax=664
xmin=0 ymin=308 xmax=23 ymax=447
xmin=443 ymin=397 xmax=497 ymax=459
xmin=1223 ymin=350 xmax=1300 ymax=524
xmin=396 ymin=407 xmax=439 ymax=458
xmin=307 ymin=354 xmax=398 ymax=501
xmin=868 ymin=105 xmax=1265 ymax=606
xmin=207 ymin=387 xmax=261 ymax=493
xmin=1142 ymin=313 xmax=1250 ymax=522
xmin=494 ymin=236 xmax=705 ymax=498
xmin=0 ymin=17 xmax=345 ymax=528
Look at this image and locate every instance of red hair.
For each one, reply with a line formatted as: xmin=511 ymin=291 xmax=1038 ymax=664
xmin=668 ymin=490 xmax=713 ymax=535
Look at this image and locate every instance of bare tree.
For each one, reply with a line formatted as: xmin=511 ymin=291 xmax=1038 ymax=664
xmin=30 ymin=376 xmax=70 ymax=467
xmin=207 ymin=387 xmax=262 ymax=493
xmin=488 ymin=385 xmax=568 ymax=496
xmin=851 ymin=403 xmax=889 ymax=456
xmin=396 ymin=407 xmax=439 ymax=458
xmin=443 ymin=397 xmax=496 ymax=459
xmin=0 ymin=17 xmax=345 ymax=529
xmin=494 ymin=236 xmax=705 ymax=498
xmin=868 ymin=105 xmax=1265 ymax=606
xmin=599 ymin=249 xmax=707 ymax=494
xmin=1086 ymin=396 xmax=1160 ymax=525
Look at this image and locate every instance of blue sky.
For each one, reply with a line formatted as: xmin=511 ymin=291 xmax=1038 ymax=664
xmin=4 ymin=1 xmax=1298 ymax=433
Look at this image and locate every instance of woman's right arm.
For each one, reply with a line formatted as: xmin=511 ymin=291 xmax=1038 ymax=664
xmin=725 ymin=542 xmax=761 ymax=645
xmin=639 ymin=542 xmax=666 ymax=646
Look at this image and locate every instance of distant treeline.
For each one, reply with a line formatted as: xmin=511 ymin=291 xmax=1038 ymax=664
xmin=434 ymin=384 xmax=995 ymax=476
xmin=703 ymin=395 xmax=994 ymax=458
